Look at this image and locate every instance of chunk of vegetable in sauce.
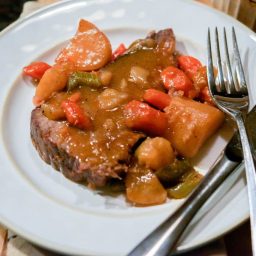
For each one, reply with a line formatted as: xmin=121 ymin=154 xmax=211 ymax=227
xmin=97 ymin=89 xmax=129 ymax=110
xmin=143 ymin=89 xmax=171 ymax=110
xmin=191 ymin=66 xmax=208 ymax=92
xmin=200 ymin=86 xmax=215 ymax=105
xmin=23 ymin=62 xmax=51 ymax=80
xmin=164 ymin=96 xmax=225 ymax=158
xmin=98 ymin=70 xmax=112 ymax=86
xmin=156 ymin=158 xmax=192 ymax=185
xmin=61 ymin=99 xmax=92 ymax=130
xmin=129 ymin=66 xmax=149 ymax=85
xmin=124 ymin=100 xmax=168 ymax=136
xmin=167 ymin=170 xmax=202 ymax=199
xmin=135 ymin=137 xmax=175 ymax=170
xmin=112 ymin=43 xmax=127 ymax=60
xmin=33 ymin=64 xmax=71 ymax=106
xmin=55 ymin=19 xmax=112 ymax=71
xmin=41 ymin=92 xmax=67 ymax=120
xmin=125 ymin=166 xmax=167 ymax=206
xmin=177 ymin=55 xmax=202 ymax=80
xmin=161 ymin=66 xmax=196 ymax=98
xmin=67 ymin=71 xmax=102 ymax=91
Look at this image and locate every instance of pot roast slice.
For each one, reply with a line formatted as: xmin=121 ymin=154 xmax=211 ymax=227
xmin=31 ymin=108 xmax=144 ymax=187
xmin=30 ymin=29 xmax=177 ymax=188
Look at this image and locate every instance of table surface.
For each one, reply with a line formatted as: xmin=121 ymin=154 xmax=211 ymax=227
xmin=0 ymin=0 xmax=255 ymax=255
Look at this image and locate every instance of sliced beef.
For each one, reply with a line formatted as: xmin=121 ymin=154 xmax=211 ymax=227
xmin=30 ymin=29 xmax=177 ymax=189
xmin=127 ymin=29 xmax=176 ymax=56
xmin=147 ymin=29 xmax=176 ymax=55
xmin=31 ymin=108 xmax=144 ymax=187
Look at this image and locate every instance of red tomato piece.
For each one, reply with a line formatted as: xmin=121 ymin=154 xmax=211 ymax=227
xmin=124 ymin=100 xmax=168 ymax=136
xmin=177 ymin=55 xmax=202 ymax=79
xmin=23 ymin=62 xmax=51 ymax=80
xmin=61 ymin=100 xmax=92 ymax=130
xmin=112 ymin=43 xmax=126 ymax=60
xmin=143 ymin=89 xmax=171 ymax=110
xmin=161 ymin=66 xmax=194 ymax=97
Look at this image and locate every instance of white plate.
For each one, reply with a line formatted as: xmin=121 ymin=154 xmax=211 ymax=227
xmin=0 ymin=0 xmax=256 ymax=255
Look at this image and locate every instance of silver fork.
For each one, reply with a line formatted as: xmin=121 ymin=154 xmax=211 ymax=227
xmin=207 ymin=27 xmax=256 ymax=255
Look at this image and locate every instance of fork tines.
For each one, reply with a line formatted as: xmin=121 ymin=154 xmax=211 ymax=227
xmin=207 ymin=27 xmax=248 ymax=98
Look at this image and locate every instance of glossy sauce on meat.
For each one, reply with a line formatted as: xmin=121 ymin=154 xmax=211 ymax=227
xmin=31 ymin=25 xmax=212 ymax=205
xmin=43 ymin=48 xmax=176 ymax=168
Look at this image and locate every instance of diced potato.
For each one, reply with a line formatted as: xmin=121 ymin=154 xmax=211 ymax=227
xmin=125 ymin=166 xmax=167 ymax=206
xmin=164 ymin=96 xmax=225 ymax=158
xmin=102 ymin=118 xmax=116 ymax=131
xmin=98 ymin=70 xmax=112 ymax=86
xmin=98 ymin=88 xmax=129 ymax=110
xmin=119 ymin=78 xmax=128 ymax=91
xmin=33 ymin=65 xmax=69 ymax=106
xmin=135 ymin=137 xmax=175 ymax=170
xmin=55 ymin=19 xmax=112 ymax=71
xmin=129 ymin=66 xmax=149 ymax=84
xmin=167 ymin=170 xmax=202 ymax=199
xmin=41 ymin=92 xmax=67 ymax=120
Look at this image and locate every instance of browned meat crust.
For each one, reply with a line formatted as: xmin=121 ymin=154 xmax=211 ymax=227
xmin=31 ymin=108 xmax=143 ymax=187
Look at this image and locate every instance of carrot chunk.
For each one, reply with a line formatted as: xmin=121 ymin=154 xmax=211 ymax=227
xmin=200 ymin=86 xmax=215 ymax=105
xmin=112 ymin=43 xmax=126 ymax=60
xmin=61 ymin=100 xmax=92 ymax=130
xmin=124 ymin=100 xmax=168 ymax=136
xmin=23 ymin=62 xmax=51 ymax=80
xmin=161 ymin=66 xmax=194 ymax=97
xmin=177 ymin=55 xmax=202 ymax=79
xmin=143 ymin=89 xmax=171 ymax=110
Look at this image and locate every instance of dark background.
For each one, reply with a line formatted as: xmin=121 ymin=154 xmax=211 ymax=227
xmin=0 ymin=0 xmax=33 ymax=30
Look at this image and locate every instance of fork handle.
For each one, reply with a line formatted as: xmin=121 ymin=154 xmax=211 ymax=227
xmin=127 ymin=155 xmax=240 ymax=256
xmin=236 ymin=114 xmax=256 ymax=256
